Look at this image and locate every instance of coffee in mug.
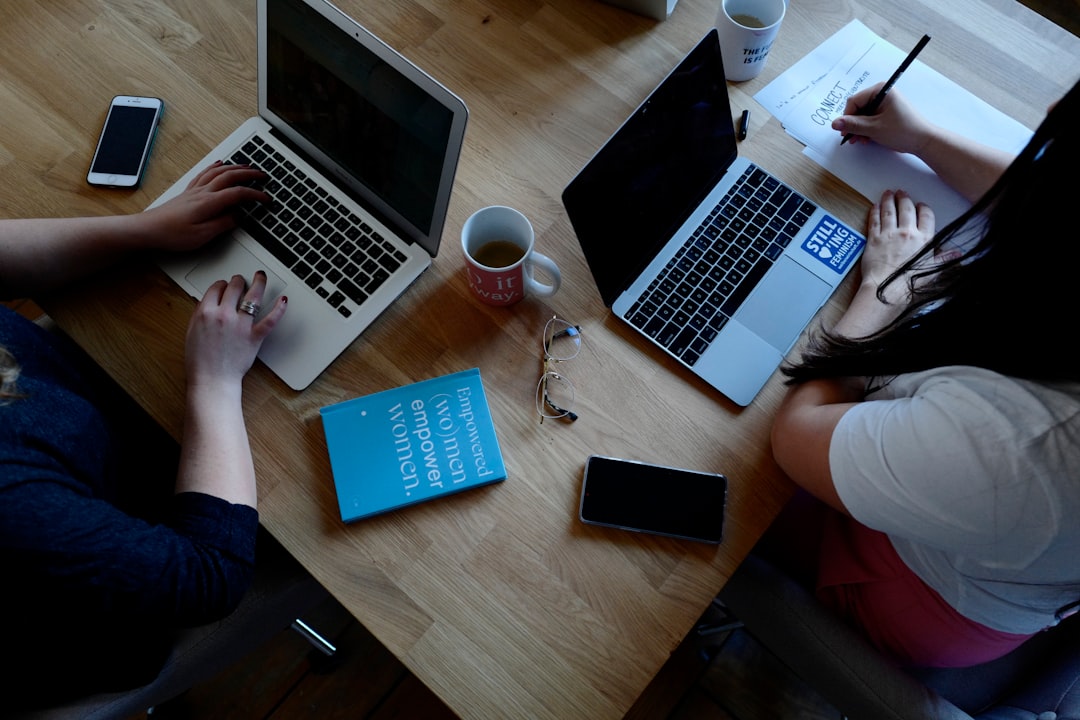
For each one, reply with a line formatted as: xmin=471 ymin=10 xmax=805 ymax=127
xmin=461 ymin=206 xmax=561 ymax=307
xmin=472 ymin=239 xmax=526 ymax=268
xmin=729 ymin=13 xmax=766 ymax=28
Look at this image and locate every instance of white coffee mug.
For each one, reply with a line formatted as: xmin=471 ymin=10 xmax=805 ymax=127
xmin=461 ymin=206 xmax=561 ymax=307
xmin=715 ymin=0 xmax=786 ymax=82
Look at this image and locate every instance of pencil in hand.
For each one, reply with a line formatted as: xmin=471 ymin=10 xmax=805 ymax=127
xmin=840 ymin=34 xmax=931 ymax=145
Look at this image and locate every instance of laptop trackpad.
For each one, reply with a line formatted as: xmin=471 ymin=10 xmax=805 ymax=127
xmin=734 ymin=257 xmax=831 ymax=352
xmin=185 ymin=239 xmax=289 ymax=306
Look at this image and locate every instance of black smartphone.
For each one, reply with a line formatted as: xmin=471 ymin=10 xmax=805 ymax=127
xmin=86 ymin=95 xmax=164 ymax=188
xmin=579 ymin=455 xmax=727 ymax=543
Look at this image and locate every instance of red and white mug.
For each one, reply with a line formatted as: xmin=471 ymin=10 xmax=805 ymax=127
xmin=461 ymin=206 xmax=561 ymax=307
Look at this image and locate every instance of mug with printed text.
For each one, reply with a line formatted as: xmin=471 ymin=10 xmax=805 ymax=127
xmin=461 ymin=206 xmax=561 ymax=307
xmin=715 ymin=0 xmax=786 ymax=82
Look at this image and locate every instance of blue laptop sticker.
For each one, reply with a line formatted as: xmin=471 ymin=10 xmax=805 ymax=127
xmin=800 ymin=216 xmax=865 ymax=274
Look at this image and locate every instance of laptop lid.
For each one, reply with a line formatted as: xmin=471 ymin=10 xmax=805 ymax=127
xmin=562 ymin=29 xmax=738 ymax=307
xmin=258 ymin=0 xmax=468 ymax=257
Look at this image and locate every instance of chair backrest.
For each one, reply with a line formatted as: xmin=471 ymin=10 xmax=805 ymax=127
xmin=718 ymin=552 xmax=1080 ymax=720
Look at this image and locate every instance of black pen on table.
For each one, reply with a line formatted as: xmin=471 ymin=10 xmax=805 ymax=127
xmin=840 ymin=33 xmax=931 ymax=145
xmin=738 ymin=109 xmax=750 ymax=141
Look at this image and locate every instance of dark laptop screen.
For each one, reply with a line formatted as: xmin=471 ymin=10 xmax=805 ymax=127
xmin=562 ymin=31 xmax=737 ymax=306
xmin=266 ymin=0 xmax=454 ymax=237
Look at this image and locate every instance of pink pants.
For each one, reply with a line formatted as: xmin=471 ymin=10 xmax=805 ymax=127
xmin=761 ymin=494 xmax=1033 ymax=668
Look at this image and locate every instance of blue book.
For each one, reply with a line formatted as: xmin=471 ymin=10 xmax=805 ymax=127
xmin=320 ymin=368 xmax=506 ymax=522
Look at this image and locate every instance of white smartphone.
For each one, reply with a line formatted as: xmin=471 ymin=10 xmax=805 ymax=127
xmin=86 ymin=95 xmax=164 ymax=188
xmin=579 ymin=455 xmax=727 ymax=544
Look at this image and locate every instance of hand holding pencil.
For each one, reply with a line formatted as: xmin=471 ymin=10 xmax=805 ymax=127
xmin=837 ymin=34 xmax=932 ymax=146
xmin=831 ymin=84 xmax=937 ymax=154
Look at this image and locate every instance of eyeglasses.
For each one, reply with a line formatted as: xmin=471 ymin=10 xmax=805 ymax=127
xmin=536 ymin=316 xmax=581 ymax=423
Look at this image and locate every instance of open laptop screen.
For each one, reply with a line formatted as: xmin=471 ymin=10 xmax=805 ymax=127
xmin=265 ymin=0 xmax=455 ymax=241
xmin=562 ymin=30 xmax=738 ymax=306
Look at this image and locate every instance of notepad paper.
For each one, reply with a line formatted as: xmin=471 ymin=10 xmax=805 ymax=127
xmin=754 ymin=20 xmax=1032 ymax=227
xmin=320 ymin=368 xmax=506 ymax=522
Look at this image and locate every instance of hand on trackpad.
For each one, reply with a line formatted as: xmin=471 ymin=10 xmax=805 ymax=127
xmin=184 ymin=240 xmax=289 ymax=309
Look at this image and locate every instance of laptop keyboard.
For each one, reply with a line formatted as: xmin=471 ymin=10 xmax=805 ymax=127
xmin=625 ymin=165 xmax=817 ymax=367
xmin=225 ymin=135 xmax=408 ymax=319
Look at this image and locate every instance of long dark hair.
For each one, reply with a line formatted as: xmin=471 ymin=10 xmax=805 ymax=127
xmin=784 ymin=80 xmax=1080 ymax=386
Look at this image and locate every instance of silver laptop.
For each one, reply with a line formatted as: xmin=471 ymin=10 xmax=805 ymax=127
xmin=151 ymin=0 xmax=468 ymax=390
xmin=562 ymin=30 xmax=865 ymax=406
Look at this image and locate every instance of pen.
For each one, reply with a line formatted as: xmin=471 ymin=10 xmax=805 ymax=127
xmin=840 ymin=34 xmax=931 ymax=145
xmin=738 ymin=109 xmax=750 ymax=141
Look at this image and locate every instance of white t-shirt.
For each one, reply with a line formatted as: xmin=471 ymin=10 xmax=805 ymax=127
xmin=829 ymin=366 xmax=1080 ymax=634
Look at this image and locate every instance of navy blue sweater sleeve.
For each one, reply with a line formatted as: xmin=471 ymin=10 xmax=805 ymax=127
xmin=1 ymin=307 xmax=261 ymax=703
xmin=0 ymin=307 xmax=259 ymax=625
xmin=0 ymin=480 xmax=258 ymax=626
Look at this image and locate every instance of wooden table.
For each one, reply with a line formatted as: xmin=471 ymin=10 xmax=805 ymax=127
xmin=3 ymin=0 xmax=1076 ymax=716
